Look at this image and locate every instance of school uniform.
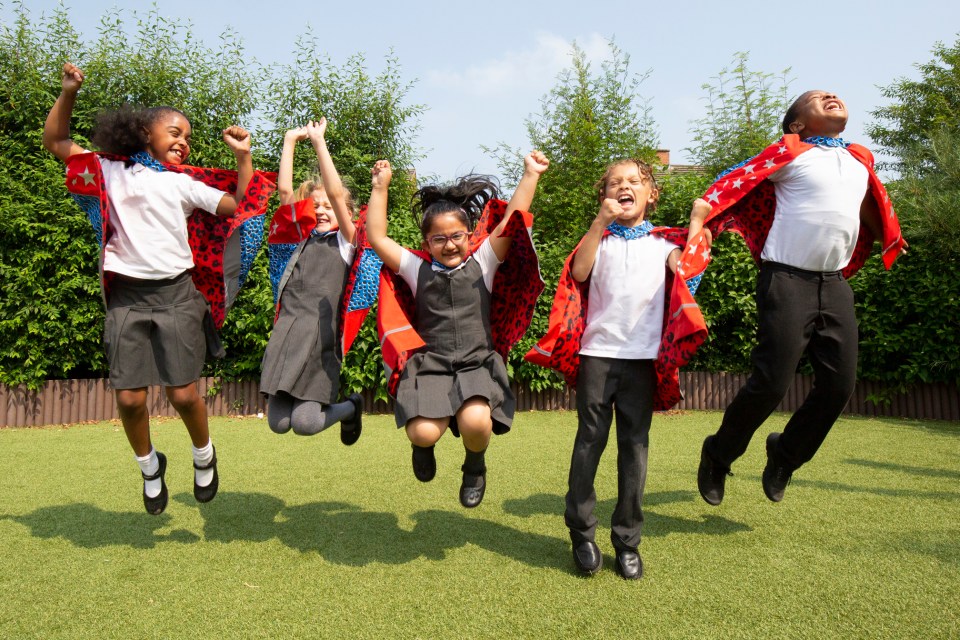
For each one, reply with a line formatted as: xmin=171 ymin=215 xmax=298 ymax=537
xmin=260 ymin=230 xmax=355 ymax=403
xmin=695 ymin=135 xmax=906 ymax=471
xmin=64 ymin=151 xmax=276 ymax=389
xmin=564 ymin=229 xmax=678 ymax=552
xmin=392 ymin=239 xmax=513 ymax=434
xmin=91 ymin=155 xmax=226 ymax=389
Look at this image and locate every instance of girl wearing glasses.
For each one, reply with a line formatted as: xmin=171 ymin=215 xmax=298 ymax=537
xmin=367 ymin=152 xmax=549 ymax=507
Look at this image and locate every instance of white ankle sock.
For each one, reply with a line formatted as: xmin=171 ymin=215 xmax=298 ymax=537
xmin=136 ymin=449 xmax=162 ymax=498
xmin=193 ymin=441 xmax=215 ymax=487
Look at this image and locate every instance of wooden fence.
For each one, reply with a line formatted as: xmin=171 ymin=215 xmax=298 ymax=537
xmin=2 ymin=373 xmax=957 ymax=427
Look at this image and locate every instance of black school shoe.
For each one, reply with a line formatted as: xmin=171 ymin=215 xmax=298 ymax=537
xmin=459 ymin=466 xmax=487 ymax=508
xmin=615 ymin=549 xmax=644 ymax=580
xmin=340 ymin=393 xmax=363 ymax=446
xmin=193 ymin=446 xmax=219 ymax=503
xmin=572 ymin=540 xmax=602 ymax=576
xmin=762 ymin=432 xmax=793 ymax=502
xmin=697 ymin=435 xmax=731 ymax=506
xmin=142 ymin=451 xmax=168 ymax=515
xmin=412 ymin=444 xmax=436 ymax=482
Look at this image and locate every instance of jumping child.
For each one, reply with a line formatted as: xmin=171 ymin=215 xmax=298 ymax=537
xmin=260 ymin=119 xmax=363 ymax=442
xmin=527 ymin=158 xmax=710 ymax=579
xmin=367 ymin=152 xmax=549 ymax=508
xmin=42 ymin=63 xmax=275 ymax=515
xmin=694 ymin=90 xmax=907 ymax=505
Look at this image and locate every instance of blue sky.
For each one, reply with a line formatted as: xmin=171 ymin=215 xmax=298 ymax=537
xmin=6 ymin=0 xmax=959 ymax=180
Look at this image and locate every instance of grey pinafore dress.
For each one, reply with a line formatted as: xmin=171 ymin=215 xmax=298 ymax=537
xmin=260 ymin=232 xmax=350 ymax=403
xmin=394 ymin=257 xmax=515 ymax=434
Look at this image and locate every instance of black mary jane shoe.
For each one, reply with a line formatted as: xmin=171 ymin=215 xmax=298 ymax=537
xmin=572 ymin=540 xmax=602 ymax=576
xmin=412 ymin=444 xmax=437 ymax=482
xmin=614 ymin=549 xmax=644 ymax=580
xmin=142 ymin=451 xmax=169 ymax=516
xmin=458 ymin=466 xmax=486 ymax=508
xmin=193 ymin=446 xmax=219 ymax=503
xmin=340 ymin=393 xmax=364 ymax=446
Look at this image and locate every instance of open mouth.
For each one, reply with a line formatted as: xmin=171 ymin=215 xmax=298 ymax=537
xmin=824 ymin=101 xmax=843 ymax=111
xmin=618 ymin=194 xmax=635 ymax=206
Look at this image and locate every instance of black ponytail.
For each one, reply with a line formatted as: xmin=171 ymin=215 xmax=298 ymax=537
xmin=412 ymin=174 xmax=500 ymax=237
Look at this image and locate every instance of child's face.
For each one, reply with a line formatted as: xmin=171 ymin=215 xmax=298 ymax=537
xmin=604 ymin=163 xmax=658 ymax=226
xmin=422 ymin=212 xmax=470 ymax=268
xmin=789 ymin=91 xmax=848 ymax=137
xmin=311 ymin=189 xmax=336 ymax=232
xmin=144 ymin=112 xmax=192 ymax=164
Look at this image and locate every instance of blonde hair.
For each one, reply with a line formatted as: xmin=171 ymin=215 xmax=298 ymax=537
xmin=296 ymin=175 xmax=355 ymax=214
xmin=593 ymin=159 xmax=659 ymax=212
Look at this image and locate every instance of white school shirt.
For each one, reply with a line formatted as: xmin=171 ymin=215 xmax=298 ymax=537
xmin=95 ymin=156 xmax=228 ymax=279
xmin=396 ymin=237 xmax=502 ymax=298
xmin=579 ymin=234 xmax=679 ymax=359
xmin=763 ymin=146 xmax=868 ymax=271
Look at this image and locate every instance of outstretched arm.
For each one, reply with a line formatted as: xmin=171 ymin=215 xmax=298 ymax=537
xmin=366 ymin=160 xmax=404 ymax=273
xmin=490 ymin=150 xmax=550 ymax=261
xmin=215 ymin=126 xmax=254 ymax=216
xmin=42 ymin=63 xmax=87 ymax=162
xmin=571 ymin=198 xmax=622 ymax=283
xmin=277 ymin=126 xmax=308 ymax=205
xmin=307 ymin=118 xmax=356 ymax=245
xmin=686 ymin=198 xmax=713 ymax=248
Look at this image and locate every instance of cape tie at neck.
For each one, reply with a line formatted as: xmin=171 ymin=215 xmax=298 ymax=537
xmin=606 ymin=220 xmax=653 ymax=239
xmin=129 ymin=151 xmax=167 ymax=172
xmin=802 ymin=136 xmax=851 ymax=148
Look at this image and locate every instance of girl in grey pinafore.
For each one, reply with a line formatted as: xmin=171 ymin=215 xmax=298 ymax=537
xmin=366 ymin=153 xmax=550 ymax=508
xmin=260 ymin=121 xmax=363 ymax=441
xmin=394 ymin=255 xmax=514 ymax=434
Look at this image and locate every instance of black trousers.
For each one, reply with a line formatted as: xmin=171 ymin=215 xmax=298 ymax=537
xmin=566 ymin=355 xmax=654 ymax=552
xmin=710 ymin=262 xmax=859 ymax=470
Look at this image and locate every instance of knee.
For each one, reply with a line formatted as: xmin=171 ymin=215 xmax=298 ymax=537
xmin=166 ymin=385 xmax=201 ymax=413
xmin=406 ymin=419 xmax=444 ymax=447
xmin=456 ymin=399 xmax=492 ymax=437
xmin=115 ymin=389 xmax=147 ymax=415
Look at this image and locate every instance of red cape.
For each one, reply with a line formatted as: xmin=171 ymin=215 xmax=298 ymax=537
xmin=65 ymin=152 xmax=277 ymax=328
xmin=701 ymin=134 xmax=905 ymax=276
xmin=377 ymin=200 xmax=543 ymax=397
xmin=524 ymin=226 xmax=711 ymax=410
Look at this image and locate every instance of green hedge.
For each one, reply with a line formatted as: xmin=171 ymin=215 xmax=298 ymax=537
xmin=1 ymin=6 xmax=956 ymax=397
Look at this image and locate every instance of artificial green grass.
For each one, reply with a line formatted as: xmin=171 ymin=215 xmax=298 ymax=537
xmin=0 ymin=411 xmax=957 ymax=639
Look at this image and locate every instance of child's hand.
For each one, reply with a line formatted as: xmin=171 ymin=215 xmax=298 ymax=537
xmin=524 ymin=150 xmax=550 ymax=175
xmin=371 ymin=160 xmax=392 ymax=189
xmin=306 ymin=118 xmax=328 ymax=144
xmin=597 ymin=198 xmax=623 ymax=226
xmin=223 ymin=126 xmax=252 ymax=156
xmin=690 ymin=198 xmax=712 ymax=224
xmin=284 ymin=126 xmax=309 ymax=143
xmin=61 ymin=63 xmax=84 ymax=94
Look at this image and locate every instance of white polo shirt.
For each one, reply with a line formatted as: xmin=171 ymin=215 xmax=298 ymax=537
xmin=763 ymin=146 xmax=868 ymax=271
xmin=96 ymin=156 xmax=227 ymax=279
xmin=397 ymin=238 xmax=501 ymax=298
xmin=579 ymin=234 xmax=679 ymax=359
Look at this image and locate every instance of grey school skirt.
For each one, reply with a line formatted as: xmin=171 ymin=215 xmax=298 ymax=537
xmin=104 ymin=271 xmax=220 ymax=389
xmin=393 ymin=350 xmax=515 ymax=436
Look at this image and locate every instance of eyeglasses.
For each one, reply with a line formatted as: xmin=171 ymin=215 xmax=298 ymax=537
xmin=428 ymin=231 xmax=469 ymax=248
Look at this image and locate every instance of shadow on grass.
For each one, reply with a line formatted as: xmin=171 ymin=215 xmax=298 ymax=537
xmin=183 ymin=491 xmax=569 ymax=569
xmin=789 ymin=477 xmax=960 ymax=501
xmin=4 ymin=503 xmax=199 ymax=549
xmin=502 ymin=491 xmax=753 ymax=538
xmin=843 ymin=458 xmax=960 ymax=481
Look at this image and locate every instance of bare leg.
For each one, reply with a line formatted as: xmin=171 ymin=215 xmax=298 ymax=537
xmin=116 ymin=387 xmax=151 ymax=456
xmin=166 ymin=381 xmax=210 ymax=447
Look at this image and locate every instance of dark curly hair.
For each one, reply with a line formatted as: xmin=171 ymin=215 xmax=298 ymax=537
xmin=90 ymin=104 xmax=189 ymax=156
xmin=412 ymin=174 xmax=500 ymax=237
